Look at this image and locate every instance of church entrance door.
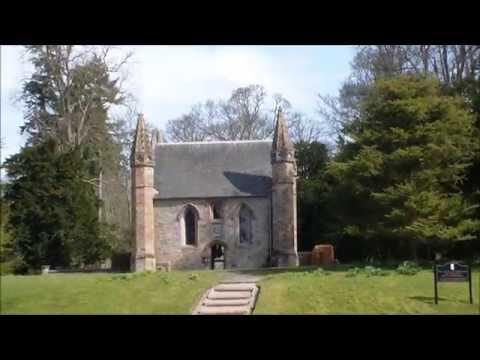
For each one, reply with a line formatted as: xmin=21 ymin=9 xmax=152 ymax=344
xmin=210 ymin=244 xmax=225 ymax=270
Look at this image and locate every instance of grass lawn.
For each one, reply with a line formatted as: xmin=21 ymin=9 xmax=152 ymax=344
xmin=252 ymin=267 xmax=480 ymax=314
xmin=1 ymin=271 xmax=224 ymax=314
xmin=1 ymin=267 xmax=479 ymax=314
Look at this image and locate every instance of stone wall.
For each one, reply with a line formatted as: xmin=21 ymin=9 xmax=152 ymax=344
xmin=133 ymin=165 xmax=156 ymax=271
xmin=271 ymin=161 xmax=298 ymax=267
xmin=154 ymin=197 xmax=271 ymax=270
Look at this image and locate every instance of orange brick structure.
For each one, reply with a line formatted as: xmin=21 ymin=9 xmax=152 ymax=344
xmin=311 ymin=245 xmax=335 ymax=266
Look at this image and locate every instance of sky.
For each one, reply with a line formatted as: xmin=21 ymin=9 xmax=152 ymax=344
xmin=0 ymin=45 xmax=355 ymax=165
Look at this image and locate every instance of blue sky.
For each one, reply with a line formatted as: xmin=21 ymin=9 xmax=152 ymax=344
xmin=1 ymin=45 xmax=355 ymax=164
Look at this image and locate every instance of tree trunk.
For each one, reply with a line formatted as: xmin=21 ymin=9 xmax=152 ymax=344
xmin=441 ymin=46 xmax=450 ymax=84
xmin=98 ymin=170 xmax=103 ymax=221
xmin=410 ymin=239 xmax=418 ymax=261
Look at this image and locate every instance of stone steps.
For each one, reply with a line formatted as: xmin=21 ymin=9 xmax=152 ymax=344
xmin=195 ymin=306 xmax=251 ymax=315
xmin=214 ymin=284 xmax=257 ymax=292
xmin=193 ymin=282 xmax=259 ymax=315
xmin=207 ymin=290 xmax=252 ymax=300
xmin=202 ymin=299 xmax=251 ymax=307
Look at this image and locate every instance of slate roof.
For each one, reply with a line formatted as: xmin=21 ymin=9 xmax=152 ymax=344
xmin=154 ymin=140 xmax=273 ymax=199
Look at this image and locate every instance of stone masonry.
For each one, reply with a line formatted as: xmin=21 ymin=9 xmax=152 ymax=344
xmin=131 ymin=110 xmax=298 ymax=271
xmin=131 ymin=115 xmax=156 ymax=271
xmin=271 ymin=109 xmax=299 ymax=267
xmin=154 ymin=198 xmax=271 ymax=270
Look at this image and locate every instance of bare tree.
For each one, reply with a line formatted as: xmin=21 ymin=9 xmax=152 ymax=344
xmin=208 ymin=85 xmax=272 ymax=140
xmin=287 ymin=111 xmax=325 ymax=144
xmin=317 ymin=45 xmax=480 ymax=145
xmin=166 ymin=84 xmax=323 ymax=144
xmin=355 ymin=45 xmax=480 ymax=85
xmin=166 ymin=102 xmax=212 ymax=142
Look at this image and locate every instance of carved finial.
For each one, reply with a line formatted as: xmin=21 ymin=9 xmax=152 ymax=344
xmin=272 ymin=108 xmax=294 ymax=163
xmin=151 ymin=128 xmax=164 ymax=148
xmin=157 ymin=129 xmax=165 ymax=143
xmin=132 ymin=113 xmax=154 ymax=166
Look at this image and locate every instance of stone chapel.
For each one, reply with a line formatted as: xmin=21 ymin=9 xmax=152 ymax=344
xmin=131 ymin=109 xmax=298 ymax=271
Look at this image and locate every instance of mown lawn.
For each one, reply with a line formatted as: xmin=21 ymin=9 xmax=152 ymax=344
xmin=1 ymin=271 xmax=223 ymax=314
xmin=2 ymin=267 xmax=479 ymax=314
xmin=253 ymin=267 xmax=480 ymax=314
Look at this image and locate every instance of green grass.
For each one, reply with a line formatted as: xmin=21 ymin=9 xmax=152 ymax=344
xmin=252 ymin=267 xmax=480 ymax=314
xmin=2 ymin=267 xmax=479 ymax=314
xmin=1 ymin=271 xmax=224 ymax=314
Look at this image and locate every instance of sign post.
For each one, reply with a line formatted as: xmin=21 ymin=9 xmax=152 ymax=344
xmin=433 ymin=259 xmax=438 ymax=305
xmin=434 ymin=261 xmax=473 ymax=305
xmin=468 ymin=265 xmax=473 ymax=305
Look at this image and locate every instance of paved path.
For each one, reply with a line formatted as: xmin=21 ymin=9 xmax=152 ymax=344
xmin=192 ymin=272 xmax=262 ymax=315
xmin=220 ymin=272 xmax=264 ymax=284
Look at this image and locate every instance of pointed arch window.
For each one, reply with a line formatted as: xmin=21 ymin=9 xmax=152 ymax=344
xmin=239 ymin=205 xmax=254 ymax=245
xmin=180 ymin=205 xmax=199 ymax=247
xmin=185 ymin=208 xmax=196 ymax=245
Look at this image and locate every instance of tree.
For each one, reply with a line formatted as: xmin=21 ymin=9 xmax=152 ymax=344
xmin=104 ymin=105 xmax=161 ymax=253
xmin=166 ymin=84 xmax=324 ymax=143
xmin=327 ymin=76 xmax=480 ymax=260
xmin=3 ymin=139 xmax=113 ymax=269
xmin=19 ymin=45 xmax=135 ymax=256
xmin=295 ymin=141 xmax=333 ymax=252
xmin=317 ymin=45 xmax=480 ymax=148
xmin=0 ymin=182 xmax=14 ymax=264
xmin=317 ymin=46 xmax=480 ymax=260
xmin=20 ymin=46 xmax=130 ymax=149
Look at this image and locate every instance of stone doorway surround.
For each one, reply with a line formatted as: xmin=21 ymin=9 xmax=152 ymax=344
xmin=204 ymin=240 xmax=227 ymax=270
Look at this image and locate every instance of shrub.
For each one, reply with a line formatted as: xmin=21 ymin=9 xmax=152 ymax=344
xmin=9 ymin=257 xmax=30 ymax=275
xmin=396 ymin=261 xmax=421 ymax=275
xmin=345 ymin=266 xmax=388 ymax=277
xmin=364 ymin=266 xmax=388 ymax=277
xmin=346 ymin=267 xmax=362 ymax=277
xmin=317 ymin=268 xmax=331 ymax=276
xmin=0 ymin=261 xmax=14 ymax=275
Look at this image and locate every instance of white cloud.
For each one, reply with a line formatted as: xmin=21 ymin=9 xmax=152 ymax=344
xmin=125 ymin=45 xmax=276 ymax=126
xmin=1 ymin=45 xmax=354 ymax=163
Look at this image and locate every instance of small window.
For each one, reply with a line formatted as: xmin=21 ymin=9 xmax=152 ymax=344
xmin=212 ymin=202 xmax=222 ymax=219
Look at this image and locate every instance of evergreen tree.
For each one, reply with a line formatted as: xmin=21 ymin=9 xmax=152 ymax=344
xmin=328 ymin=75 xmax=480 ymax=260
xmin=295 ymin=141 xmax=333 ymax=251
xmin=3 ymin=139 xmax=113 ymax=269
xmin=0 ymin=183 xmax=14 ymax=264
xmin=13 ymin=45 xmax=134 ymax=261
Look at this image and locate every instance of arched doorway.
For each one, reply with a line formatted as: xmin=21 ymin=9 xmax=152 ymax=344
xmin=209 ymin=242 xmax=226 ymax=270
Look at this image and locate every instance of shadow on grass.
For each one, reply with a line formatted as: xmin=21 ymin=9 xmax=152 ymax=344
xmin=407 ymin=295 xmax=475 ymax=305
xmin=227 ymin=263 xmax=402 ymax=276
xmin=409 ymin=295 xmax=447 ymax=304
xmin=225 ymin=265 xmax=349 ymax=277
